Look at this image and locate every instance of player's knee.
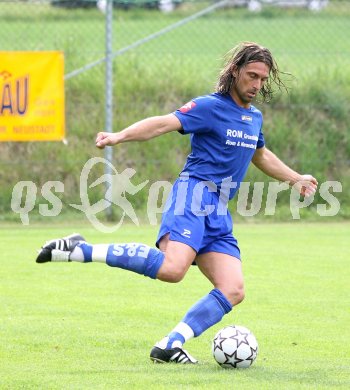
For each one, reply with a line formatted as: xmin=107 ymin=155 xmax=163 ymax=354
xmin=222 ymin=285 xmax=245 ymax=306
xmin=164 ymin=266 xmax=187 ymax=283
xmin=233 ymin=286 xmax=245 ymax=305
xmin=156 ymin=261 xmax=187 ymax=283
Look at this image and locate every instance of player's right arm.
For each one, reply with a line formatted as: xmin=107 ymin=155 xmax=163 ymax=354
xmin=96 ymin=113 xmax=182 ymax=149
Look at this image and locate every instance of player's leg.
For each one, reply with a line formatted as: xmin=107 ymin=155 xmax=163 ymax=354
xmin=156 ymin=236 xmax=196 ymax=283
xmin=151 ymin=252 xmax=243 ymax=363
xmin=149 ymin=234 xmax=200 ymax=364
xmin=36 ymin=232 xmax=196 ymax=282
xmin=166 ymin=252 xmax=244 ymax=346
xmin=36 ymin=177 xmax=198 ymax=282
xmin=196 ymin=252 xmax=244 ymax=305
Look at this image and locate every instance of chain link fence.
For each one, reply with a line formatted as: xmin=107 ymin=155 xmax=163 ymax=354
xmin=1 ymin=0 xmax=349 ymax=121
xmin=0 ymin=0 xmax=349 ymax=220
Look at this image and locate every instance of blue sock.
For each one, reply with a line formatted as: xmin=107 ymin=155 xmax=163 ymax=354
xmin=166 ymin=288 xmax=232 ymax=348
xmin=77 ymin=242 xmax=164 ymax=279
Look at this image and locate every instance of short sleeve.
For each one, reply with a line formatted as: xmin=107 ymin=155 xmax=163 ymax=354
xmin=174 ymin=96 xmax=214 ymax=135
xmin=257 ymin=128 xmax=265 ymax=148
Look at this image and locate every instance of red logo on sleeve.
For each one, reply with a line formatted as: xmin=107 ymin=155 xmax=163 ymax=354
xmin=179 ymin=101 xmax=196 ymax=113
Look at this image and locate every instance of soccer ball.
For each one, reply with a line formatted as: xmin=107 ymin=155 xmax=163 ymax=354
xmin=212 ymin=325 xmax=258 ymax=368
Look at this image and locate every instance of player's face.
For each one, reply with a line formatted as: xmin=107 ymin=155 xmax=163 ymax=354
xmin=231 ymin=62 xmax=270 ymax=108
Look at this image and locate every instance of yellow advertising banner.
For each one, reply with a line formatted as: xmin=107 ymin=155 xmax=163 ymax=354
xmin=0 ymin=51 xmax=65 ymax=142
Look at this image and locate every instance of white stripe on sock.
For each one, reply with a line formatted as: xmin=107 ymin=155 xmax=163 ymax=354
xmin=51 ymin=249 xmax=70 ymax=262
xmin=171 ymin=322 xmax=195 ymax=342
xmin=91 ymin=244 xmax=109 ymax=263
xmin=69 ymin=246 xmax=84 ymax=262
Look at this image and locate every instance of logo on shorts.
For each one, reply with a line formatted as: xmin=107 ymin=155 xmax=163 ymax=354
xmin=181 ymin=229 xmax=191 ymax=238
xmin=179 ymin=101 xmax=196 ymax=113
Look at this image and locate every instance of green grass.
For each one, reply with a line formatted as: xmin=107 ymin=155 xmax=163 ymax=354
xmin=1 ymin=222 xmax=349 ymax=389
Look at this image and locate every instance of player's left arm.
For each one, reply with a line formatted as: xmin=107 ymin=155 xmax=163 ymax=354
xmin=252 ymin=146 xmax=318 ymax=197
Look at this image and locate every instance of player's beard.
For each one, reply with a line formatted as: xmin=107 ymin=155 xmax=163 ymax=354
xmin=234 ymin=87 xmax=255 ymax=107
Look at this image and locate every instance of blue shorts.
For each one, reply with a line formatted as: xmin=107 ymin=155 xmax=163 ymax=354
xmin=156 ymin=176 xmax=241 ymax=260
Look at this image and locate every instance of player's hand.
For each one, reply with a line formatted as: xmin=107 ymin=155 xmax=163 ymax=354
xmin=95 ymin=132 xmax=119 ymax=149
xmin=294 ymin=174 xmax=318 ymax=197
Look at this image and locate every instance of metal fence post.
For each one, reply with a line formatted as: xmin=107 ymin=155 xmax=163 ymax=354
xmin=105 ymin=0 xmax=114 ymax=220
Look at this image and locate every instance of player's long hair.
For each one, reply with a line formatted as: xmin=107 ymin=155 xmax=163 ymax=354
xmin=216 ymin=42 xmax=289 ymax=102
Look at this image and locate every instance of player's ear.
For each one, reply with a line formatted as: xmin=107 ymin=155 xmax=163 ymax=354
xmin=231 ymin=65 xmax=238 ymax=79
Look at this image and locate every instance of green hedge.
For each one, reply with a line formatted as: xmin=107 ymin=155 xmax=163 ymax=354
xmin=1 ymin=60 xmax=348 ymax=223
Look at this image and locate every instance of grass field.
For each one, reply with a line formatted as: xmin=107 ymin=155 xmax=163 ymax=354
xmin=1 ymin=222 xmax=349 ymax=389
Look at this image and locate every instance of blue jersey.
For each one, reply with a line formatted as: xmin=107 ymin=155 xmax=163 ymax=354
xmin=174 ymin=92 xmax=265 ymax=200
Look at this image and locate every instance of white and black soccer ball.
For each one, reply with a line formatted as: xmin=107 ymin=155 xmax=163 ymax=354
xmin=212 ymin=325 xmax=258 ymax=369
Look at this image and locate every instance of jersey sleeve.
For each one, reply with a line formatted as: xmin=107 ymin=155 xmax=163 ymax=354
xmin=257 ymin=128 xmax=265 ymax=148
xmin=174 ymin=96 xmax=214 ymax=135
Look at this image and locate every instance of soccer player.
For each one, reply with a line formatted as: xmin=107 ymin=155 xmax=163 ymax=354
xmin=36 ymin=42 xmax=318 ymax=364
